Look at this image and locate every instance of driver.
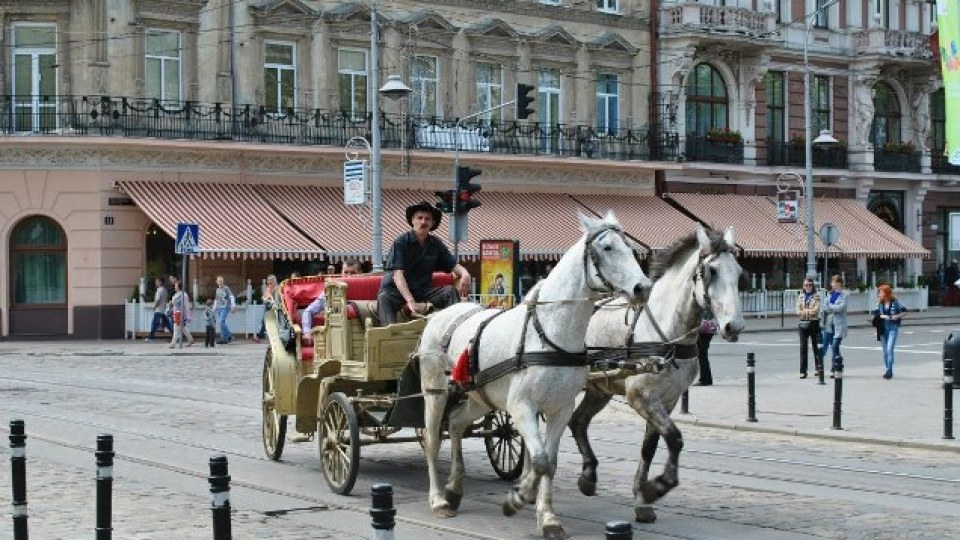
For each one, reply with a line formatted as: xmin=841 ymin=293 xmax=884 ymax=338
xmin=377 ymin=201 xmax=471 ymax=325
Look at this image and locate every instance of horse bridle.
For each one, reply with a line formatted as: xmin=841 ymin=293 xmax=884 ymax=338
xmin=581 ymin=225 xmax=638 ymax=295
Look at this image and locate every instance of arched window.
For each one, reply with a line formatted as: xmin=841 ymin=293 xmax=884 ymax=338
xmin=10 ymin=216 xmax=66 ymax=305
xmin=685 ymin=63 xmax=728 ymax=136
xmin=871 ymin=82 xmax=901 ymax=147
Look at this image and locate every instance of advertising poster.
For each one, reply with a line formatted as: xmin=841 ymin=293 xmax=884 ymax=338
xmin=938 ymin=0 xmax=960 ymax=165
xmin=480 ymin=239 xmax=519 ymax=309
xmin=777 ymin=190 xmax=799 ymax=223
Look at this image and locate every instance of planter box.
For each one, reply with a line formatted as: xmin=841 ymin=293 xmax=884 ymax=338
xmin=684 ymin=136 xmax=744 ymax=164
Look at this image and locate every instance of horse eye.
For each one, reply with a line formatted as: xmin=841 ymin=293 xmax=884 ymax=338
xmin=603 ymin=245 xmax=612 ymax=252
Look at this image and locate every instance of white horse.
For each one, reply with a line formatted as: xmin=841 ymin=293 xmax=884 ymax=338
xmin=414 ymin=211 xmax=651 ymax=540
xmin=569 ymin=224 xmax=745 ymax=523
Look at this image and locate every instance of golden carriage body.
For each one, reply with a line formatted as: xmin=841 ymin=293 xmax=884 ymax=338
xmin=261 ymin=272 xmax=523 ymax=495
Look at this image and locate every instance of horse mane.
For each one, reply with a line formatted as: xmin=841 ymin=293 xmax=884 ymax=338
xmin=649 ymin=228 xmax=734 ymax=281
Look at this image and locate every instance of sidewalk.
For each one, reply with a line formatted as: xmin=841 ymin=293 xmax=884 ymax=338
xmin=740 ymin=304 xmax=960 ymax=334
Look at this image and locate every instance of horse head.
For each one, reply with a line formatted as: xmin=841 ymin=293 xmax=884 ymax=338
xmin=694 ymin=224 xmax=746 ymax=341
xmin=579 ymin=210 xmax=652 ymax=304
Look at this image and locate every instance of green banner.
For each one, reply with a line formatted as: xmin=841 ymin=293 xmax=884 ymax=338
xmin=938 ymin=0 xmax=960 ymax=165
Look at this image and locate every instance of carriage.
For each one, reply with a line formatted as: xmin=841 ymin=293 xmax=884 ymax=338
xmin=260 ymin=271 xmax=524 ymax=495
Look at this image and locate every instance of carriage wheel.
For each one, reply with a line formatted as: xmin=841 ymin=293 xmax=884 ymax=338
xmin=261 ymin=349 xmax=287 ymax=461
xmin=483 ymin=411 xmax=524 ymax=481
xmin=319 ymin=392 xmax=360 ymax=495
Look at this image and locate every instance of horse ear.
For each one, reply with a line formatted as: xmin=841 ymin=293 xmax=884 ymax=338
xmin=578 ymin=210 xmax=597 ymax=233
xmin=695 ymin=223 xmax=711 ymax=255
xmin=602 ymin=209 xmax=619 ymax=226
xmin=723 ymin=225 xmax=736 ymax=247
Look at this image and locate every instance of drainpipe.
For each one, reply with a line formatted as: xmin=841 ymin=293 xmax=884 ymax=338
xmin=229 ymin=0 xmax=238 ymax=124
xmin=650 ymin=0 xmax=666 ymax=196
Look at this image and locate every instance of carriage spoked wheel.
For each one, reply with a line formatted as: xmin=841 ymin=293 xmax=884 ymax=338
xmin=261 ymin=349 xmax=287 ymax=461
xmin=483 ymin=411 xmax=524 ymax=481
xmin=319 ymin=392 xmax=360 ymax=495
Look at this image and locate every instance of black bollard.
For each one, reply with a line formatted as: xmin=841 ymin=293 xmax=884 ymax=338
xmin=9 ymin=419 xmax=28 ymax=540
xmin=95 ymin=434 xmax=114 ymax=540
xmin=816 ymin=347 xmax=826 ymax=386
xmin=831 ymin=356 xmax=844 ymax=430
xmin=746 ymin=352 xmax=757 ymax=422
xmin=605 ymin=520 xmax=633 ymax=539
xmin=209 ymin=455 xmax=232 ymax=540
xmin=945 ymin=355 xmax=955 ymax=440
xmin=370 ymin=483 xmax=396 ymax=540
xmin=680 ymin=390 xmax=689 ymax=414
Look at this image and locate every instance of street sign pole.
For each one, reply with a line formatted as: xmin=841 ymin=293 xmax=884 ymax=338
xmin=175 ymin=223 xmax=200 ymax=349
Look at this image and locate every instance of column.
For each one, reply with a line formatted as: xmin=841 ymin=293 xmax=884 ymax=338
xmin=908 ymin=181 xmax=933 ymax=278
xmin=451 ymin=30 xmax=472 ymax=118
xmin=575 ymin=45 xmax=592 ymax=127
xmin=848 ymin=67 xmax=879 ymax=172
xmin=855 ymin=177 xmax=874 ymax=280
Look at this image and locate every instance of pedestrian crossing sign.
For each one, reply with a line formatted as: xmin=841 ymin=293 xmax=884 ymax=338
xmin=175 ymin=223 xmax=200 ymax=254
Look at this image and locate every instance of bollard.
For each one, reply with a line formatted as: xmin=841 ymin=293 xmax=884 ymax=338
xmin=96 ymin=434 xmax=114 ymax=540
xmin=209 ymin=455 xmax=232 ymax=540
xmin=680 ymin=390 xmax=689 ymax=414
xmin=605 ymin=520 xmax=633 ymax=539
xmin=816 ymin=345 xmax=826 ymax=386
xmin=746 ymin=352 xmax=757 ymax=422
xmin=946 ymin=332 xmax=960 ymax=389
xmin=832 ymin=356 xmax=844 ymax=430
xmin=370 ymin=483 xmax=396 ymax=540
xmin=945 ymin=356 xmax=955 ymax=440
xmin=9 ymin=419 xmax=28 ymax=540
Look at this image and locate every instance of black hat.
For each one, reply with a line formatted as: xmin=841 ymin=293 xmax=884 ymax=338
xmin=405 ymin=201 xmax=442 ymax=231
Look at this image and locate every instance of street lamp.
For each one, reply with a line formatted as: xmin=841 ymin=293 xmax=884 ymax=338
xmin=369 ymin=0 xmax=411 ymax=272
xmin=803 ymin=0 xmax=840 ymax=279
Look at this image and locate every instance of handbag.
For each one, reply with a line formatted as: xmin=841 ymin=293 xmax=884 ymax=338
xmin=798 ymin=319 xmax=812 ymax=330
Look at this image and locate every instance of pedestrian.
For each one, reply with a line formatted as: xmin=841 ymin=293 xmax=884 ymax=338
xmin=204 ymin=299 xmax=217 ymax=348
xmin=796 ymin=278 xmax=823 ymax=379
xmin=327 ymin=264 xmax=337 ymax=275
xmin=213 ymin=275 xmax=236 ymax=344
xmin=376 ymin=201 xmax=471 ymax=325
xmin=694 ymin=309 xmax=717 ymax=386
xmin=252 ymin=274 xmax=277 ymax=344
xmin=145 ymin=277 xmax=172 ymax=342
xmin=169 ymin=281 xmax=195 ymax=348
xmin=301 ymin=260 xmax=361 ymax=337
xmin=821 ymin=274 xmax=848 ymax=378
xmin=873 ymin=284 xmax=908 ymax=379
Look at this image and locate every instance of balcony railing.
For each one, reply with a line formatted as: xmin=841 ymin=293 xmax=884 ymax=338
xmin=684 ymin=136 xmax=744 ymax=164
xmin=765 ymin=142 xmax=848 ymax=169
xmin=0 ymin=95 xmax=676 ymax=163
xmin=854 ymin=29 xmax=933 ymax=60
xmin=932 ymin=153 xmax=960 ymax=175
xmin=874 ymin=148 xmax=922 ymax=173
xmin=661 ymin=4 xmax=777 ymax=38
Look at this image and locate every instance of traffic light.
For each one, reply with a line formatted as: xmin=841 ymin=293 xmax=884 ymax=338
xmin=434 ymin=190 xmax=456 ymax=214
xmin=455 ymin=166 xmax=482 ymax=215
xmin=517 ymin=83 xmax=536 ymax=120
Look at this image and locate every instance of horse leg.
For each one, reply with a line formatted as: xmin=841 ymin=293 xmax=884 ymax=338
xmin=537 ymin=407 xmax=575 ymax=540
xmin=502 ymin=405 xmax=547 ymax=518
xmin=443 ymin=398 xmax=490 ymax=512
xmin=420 ymin=354 xmax=455 ymax=518
xmin=633 ymin=423 xmax=660 ymax=523
xmin=568 ymin=385 xmax=613 ymax=497
xmin=636 ymin=404 xmax=683 ymax=505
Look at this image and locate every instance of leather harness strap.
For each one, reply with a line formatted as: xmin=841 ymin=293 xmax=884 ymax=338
xmin=439 ymin=305 xmax=486 ymax=351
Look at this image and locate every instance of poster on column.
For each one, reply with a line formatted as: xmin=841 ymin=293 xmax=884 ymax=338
xmin=777 ymin=190 xmax=799 ymax=223
xmin=479 ymin=240 xmax=519 ymax=309
xmin=937 ymin=0 xmax=960 ymax=165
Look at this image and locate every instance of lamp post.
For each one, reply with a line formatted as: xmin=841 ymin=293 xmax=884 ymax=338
xmin=803 ymin=0 xmax=840 ymax=279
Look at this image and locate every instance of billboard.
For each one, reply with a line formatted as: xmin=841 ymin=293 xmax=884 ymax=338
xmin=479 ymin=239 xmax=519 ymax=309
xmin=938 ymin=0 xmax=960 ymax=165
xmin=777 ymin=190 xmax=799 ymax=223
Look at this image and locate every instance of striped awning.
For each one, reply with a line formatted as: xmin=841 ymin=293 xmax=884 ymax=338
xmin=667 ymin=193 xmax=929 ymax=259
xmin=571 ymin=194 xmax=699 ymax=255
xmin=118 ymin=181 xmax=325 ymax=260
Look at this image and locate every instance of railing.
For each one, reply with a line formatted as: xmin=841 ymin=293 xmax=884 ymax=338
xmin=854 ymin=29 xmax=933 ymax=60
xmin=124 ymin=300 xmax=265 ymax=339
xmin=739 ymin=286 xmax=929 ymax=321
xmin=765 ymin=142 xmax=848 ymax=168
xmin=932 ymin=153 xmax=960 ymax=175
xmin=0 ymin=95 xmax=673 ymax=162
xmin=661 ymin=4 xmax=776 ymax=37
xmin=684 ymin=136 xmax=744 ymax=164
xmin=874 ymin=148 xmax=922 ymax=173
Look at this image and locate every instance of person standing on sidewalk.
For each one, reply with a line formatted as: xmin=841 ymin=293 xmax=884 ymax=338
xmin=821 ymin=275 xmax=848 ymax=378
xmin=145 ymin=277 xmax=172 ymax=342
xmin=252 ymin=274 xmax=278 ymax=344
xmin=694 ymin=309 xmax=717 ymax=386
xmin=169 ymin=281 xmax=195 ymax=348
xmin=796 ymin=278 xmax=822 ymax=379
xmin=213 ymin=275 xmax=236 ymax=344
xmin=873 ymin=284 xmax=907 ymax=379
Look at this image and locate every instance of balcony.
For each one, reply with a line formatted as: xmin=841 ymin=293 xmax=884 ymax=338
xmin=854 ymin=29 xmax=933 ymax=61
xmin=660 ymin=3 xmax=778 ymax=41
xmin=0 ymin=95 xmax=671 ymax=163
xmin=932 ymin=153 xmax=960 ymax=176
xmin=684 ymin=136 xmax=744 ymax=164
xmin=874 ymin=147 xmax=921 ymax=173
xmin=765 ymin=142 xmax=848 ymax=169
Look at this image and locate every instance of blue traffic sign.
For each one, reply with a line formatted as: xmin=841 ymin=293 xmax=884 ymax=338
xmin=175 ymin=223 xmax=200 ymax=254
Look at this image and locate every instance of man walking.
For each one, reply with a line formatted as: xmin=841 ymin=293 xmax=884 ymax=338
xmin=145 ymin=277 xmax=172 ymax=342
xmin=214 ymin=275 xmax=236 ymax=344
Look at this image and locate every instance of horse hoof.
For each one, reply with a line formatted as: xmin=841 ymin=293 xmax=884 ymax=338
xmin=444 ymin=489 xmax=463 ymax=512
xmin=542 ymin=524 xmax=569 ymax=540
xmin=635 ymin=507 xmax=657 ymax=523
xmin=502 ymin=499 xmax=517 ymax=517
xmin=432 ymin=504 xmax=457 ymax=519
xmin=577 ymin=474 xmax=597 ymax=497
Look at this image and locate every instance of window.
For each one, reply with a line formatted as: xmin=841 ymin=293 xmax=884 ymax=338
xmin=264 ymin=42 xmax=296 ymax=113
xmin=338 ymin=49 xmax=368 ymax=119
xmin=814 ymin=0 xmax=829 ymax=29
xmin=597 ymin=0 xmax=619 ymax=13
xmin=10 ymin=216 xmax=66 ymax=305
xmin=931 ymin=88 xmax=945 ymax=153
xmin=876 ymin=0 xmax=890 ymax=28
xmin=596 ymin=73 xmax=619 ymax=133
xmin=811 ymin=75 xmax=830 ymax=136
xmin=145 ymin=29 xmax=181 ymax=102
xmin=871 ymin=82 xmax=901 ymax=146
xmin=538 ymin=69 xmax=561 ymax=125
xmin=684 ymin=63 xmax=728 ymax=136
xmin=11 ymin=24 xmax=57 ymax=132
xmin=411 ymin=55 xmax=439 ymax=118
xmin=765 ymin=71 xmax=785 ymax=143
xmin=474 ymin=62 xmax=502 ymax=122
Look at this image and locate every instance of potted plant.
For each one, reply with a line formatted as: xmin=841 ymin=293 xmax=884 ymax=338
xmin=705 ymin=128 xmax=743 ymax=144
xmin=883 ymin=141 xmax=916 ymax=155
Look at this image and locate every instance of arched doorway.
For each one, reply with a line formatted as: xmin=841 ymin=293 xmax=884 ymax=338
xmin=9 ymin=216 xmax=67 ymax=335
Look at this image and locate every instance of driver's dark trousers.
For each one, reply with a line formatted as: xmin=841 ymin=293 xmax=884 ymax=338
xmin=376 ymin=286 xmax=460 ymax=325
